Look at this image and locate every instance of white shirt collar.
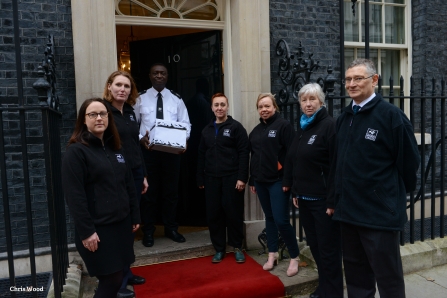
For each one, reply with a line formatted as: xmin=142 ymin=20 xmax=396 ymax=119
xmin=149 ymin=87 xmax=167 ymax=97
xmin=353 ymin=92 xmax=376 ymax=109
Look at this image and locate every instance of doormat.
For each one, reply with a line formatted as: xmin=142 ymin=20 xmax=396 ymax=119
xmin=132 ymin=252 xmax=284 ymax=298
xmin=0 ymin=272 xmax=52 ymax=297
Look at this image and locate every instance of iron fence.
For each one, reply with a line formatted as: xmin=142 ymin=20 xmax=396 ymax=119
xmin=0 ymin=32 xmax=68 ymax=298
xmin=280 ymin=75 xmax=447 ymax=246
xmin=0 ymin=105 xmax=68 ymax=298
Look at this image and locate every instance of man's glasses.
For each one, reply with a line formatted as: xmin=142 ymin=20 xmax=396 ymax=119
xmin=342 ymin=75 xmax=374 ymax=85
xmin=86 ymin=112 xmax=109 ymax=119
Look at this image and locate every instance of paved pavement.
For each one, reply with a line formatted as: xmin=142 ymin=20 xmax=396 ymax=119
xmin=292 ymin=263 xmax=447 ymax=298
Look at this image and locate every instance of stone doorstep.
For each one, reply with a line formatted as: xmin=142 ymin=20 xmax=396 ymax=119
xmin=46 ymin=264 xmax=82 ymax=298
xmin=246 ymin=246 xmax=320 ymax=297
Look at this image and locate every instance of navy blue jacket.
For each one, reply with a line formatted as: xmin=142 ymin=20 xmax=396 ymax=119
xmin=62 ymin=132 xmax=140 ymax=240
xmin=328 ymin=94 xmax=420 ymax=231
xmin=196 ymin=116 xmax=249 ymax=186
xmin=249 ymin=112 xmax=295 ymax=185
xmin=105 ymin=101 xmax=146 ymax=176
xmin=283 ymin=107 xmax=336 ymax=202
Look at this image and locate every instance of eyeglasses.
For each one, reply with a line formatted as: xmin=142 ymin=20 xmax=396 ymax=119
xmin=86 ymin=112 xmax=109 ymax=119
xmin=342 ymin=75 xmax=374 ymax=85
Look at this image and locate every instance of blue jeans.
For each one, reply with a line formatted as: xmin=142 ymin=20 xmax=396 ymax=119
xmin=254 ymin=180 xmax=299 ymax=258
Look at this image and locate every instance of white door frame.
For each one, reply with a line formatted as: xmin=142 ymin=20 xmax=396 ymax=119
xmin=71 ymin=1 xmax=270 ymax=241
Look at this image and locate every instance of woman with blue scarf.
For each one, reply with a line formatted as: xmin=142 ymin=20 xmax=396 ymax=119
xmin=283 ymin=83 xmax=343 ymax=298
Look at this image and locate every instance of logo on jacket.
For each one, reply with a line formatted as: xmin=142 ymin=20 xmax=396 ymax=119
xmin=268 ymin=130 xmax=277 ymax=137
xmin=365 ymin=128 xmax=378 ymax=141
xmin=307 ymin=135 xmax=317 ymax=144
xmin=223 ymin=129 xmax=231 ymax=137
xmin=129 ymin=115 xmax=135 ymax=122
xmin=115 ymin=154 xmax=125 ymax=163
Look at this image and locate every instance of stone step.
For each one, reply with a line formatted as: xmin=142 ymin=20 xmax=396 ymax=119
xmin=132 ymin=229 xmax=215 ymax=267
xmin=247 ymin=241 xmax=319 ymax=297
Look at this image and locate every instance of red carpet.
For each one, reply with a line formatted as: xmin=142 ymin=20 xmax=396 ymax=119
xmin=132 ymin=252 xmax=284 ymax=298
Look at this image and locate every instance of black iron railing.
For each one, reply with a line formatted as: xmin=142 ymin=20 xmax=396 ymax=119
xmin=0 ymin=33 xmax=68 ymax=297
xmin=0 ymin=105 xmax=68 ymax=298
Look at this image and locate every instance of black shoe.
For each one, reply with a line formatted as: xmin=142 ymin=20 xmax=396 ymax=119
xmin=142 ymin=233 xmax=154 ymax=247
xmin=127 ymin=275 xmax=146 ymax=285
xmin=117 ymin=289 xmax=135 ymax=298
xmin=309 ymin=292 xmax=320 ymax=298
xmin=164 ymin=230 xmax=186 ymax=243
xmin=212 ymin=251 xmax=225 ymax=263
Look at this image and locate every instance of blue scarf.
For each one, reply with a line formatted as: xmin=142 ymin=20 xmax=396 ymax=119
xmin=300 ymin=107 xmax=322 ymax=130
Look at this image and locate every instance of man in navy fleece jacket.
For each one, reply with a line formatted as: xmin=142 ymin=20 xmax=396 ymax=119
xmin=328 ymin=58 xmax=420 ymax=298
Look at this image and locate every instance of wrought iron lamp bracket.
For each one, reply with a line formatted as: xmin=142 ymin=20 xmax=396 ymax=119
xmin=33 ymin=35 xmax=59 ymax=110
xmin=275 ymin=39 xmax=335 ymax=104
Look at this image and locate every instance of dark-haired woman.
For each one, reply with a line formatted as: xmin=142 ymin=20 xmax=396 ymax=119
xmin=197 ymin=93 xmax=249 ymax=264
xmin=62 ymin=98 xmax=140 ymax=298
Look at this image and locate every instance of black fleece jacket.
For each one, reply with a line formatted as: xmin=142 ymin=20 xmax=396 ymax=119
xmin=328 ymin=94 xmax=420 ymax=231
xmin=105 ymin=101 xmax=147 ymax=176
xmin=62 ymin=132 xmax=140 ymax=240
xmin=249 ymin=112 xmax=295 ymax=185
xmin=283 ymin=107 xmax=336 ymax=202
xmin=197 ymin=116 xmax=249 ymax=186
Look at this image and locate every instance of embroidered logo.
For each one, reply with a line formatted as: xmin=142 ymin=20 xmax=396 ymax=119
xmin=307 ymin=135 xmax=317 ymax=144
xmin=268 ymin=130 xmax=277 ymax=137
xmin=129 ymin=115 xmax=135 ymax=122
xmin=365 ymin=128 xmax=379 ymax=141
xmin=115 ymin=154 xmax=125 ymax=163
xmin=223 ymin=129 xmax=231 ymax=137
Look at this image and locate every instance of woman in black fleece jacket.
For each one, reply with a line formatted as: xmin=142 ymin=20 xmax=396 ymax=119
xmin=197 ymin=93 xmax=249 ymax=264
xmin=62 ymin=98 xmax=140 ymax=298
xmin=283 ymin=83 xmax=343 ymax=298
xmin=103 ymin=71 xmax=147 ymax=296
xmin=249 ymin=93 xmax=300 ymax=277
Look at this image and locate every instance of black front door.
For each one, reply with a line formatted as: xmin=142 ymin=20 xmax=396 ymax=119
xmin=130 ymin=30 xmax=223 ymax=226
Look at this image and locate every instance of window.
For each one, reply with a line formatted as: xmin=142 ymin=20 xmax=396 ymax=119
xmin=344 ymin=0 xmax=409 ymax=96
xmin=115 ymin=0 xmax=221 ymax=21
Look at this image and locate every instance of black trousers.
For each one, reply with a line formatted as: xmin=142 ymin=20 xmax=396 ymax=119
xmin=95 ymin=270 xmax=123 ymax=298
xmin=204 ymin=174 xmax=244 ymax=252
xmin=141 ymin=149 xmax=180 ymax=234
xmin=299 ymin=199 xmax=343 ymax=298
xmin=121 ymin=165 xmax=144 ymax=290
xmin=341 ymin=222 xmax=405 ymax=298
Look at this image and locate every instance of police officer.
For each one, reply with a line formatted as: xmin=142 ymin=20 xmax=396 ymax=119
xmin=134 ymin=63 xmax=191 ymax=247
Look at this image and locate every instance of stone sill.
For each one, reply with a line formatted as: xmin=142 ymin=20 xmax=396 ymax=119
xmin=415 ymin=133 xmax=432 ymax=145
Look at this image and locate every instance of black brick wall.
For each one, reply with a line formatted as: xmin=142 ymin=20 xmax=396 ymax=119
xmin=0 ymin=0 xmax=76 ymax=253
xmin=412 ymin=0 xmax=447 ymax=82
xmin=269 ymin=0 xmax=341 ymax=106
xmin=411 ymin=0 xmax=447 ymax=193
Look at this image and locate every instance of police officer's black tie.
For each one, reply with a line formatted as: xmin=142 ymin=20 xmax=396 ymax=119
xmin=156 ymin=92 xmax=164 ymax=119
xmin=353 ymin=105 xmax=360 ymax=115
